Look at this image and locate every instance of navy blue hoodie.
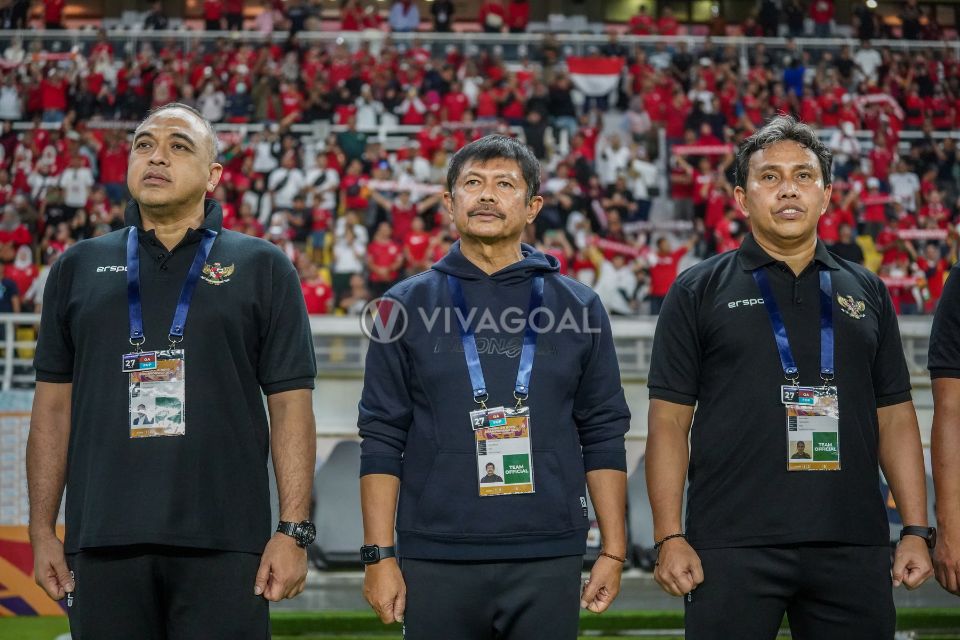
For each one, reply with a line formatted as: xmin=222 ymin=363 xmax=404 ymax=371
xmin=358 ymin=241 xmax=630 ymax=561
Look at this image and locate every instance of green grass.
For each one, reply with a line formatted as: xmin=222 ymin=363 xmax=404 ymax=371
xmin=3 ymin=610 xmax=960 ymax=639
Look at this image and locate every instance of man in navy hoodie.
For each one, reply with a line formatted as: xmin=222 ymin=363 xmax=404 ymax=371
xmin=358 ymin=135 xmax=631 ymax=639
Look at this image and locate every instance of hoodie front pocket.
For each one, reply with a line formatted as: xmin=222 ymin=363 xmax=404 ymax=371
xmin=412 ymin=450 xmax=574 ymax=536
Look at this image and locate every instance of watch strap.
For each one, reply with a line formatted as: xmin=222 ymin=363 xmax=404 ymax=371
xmin=900 ymin=525 xmax=936 ymax=549
xmin=361 ymin=544 xmax=396 ymax=565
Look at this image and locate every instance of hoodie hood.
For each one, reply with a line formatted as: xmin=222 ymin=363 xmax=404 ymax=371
xmin=432 ymin=240 xmax=560 ymax=285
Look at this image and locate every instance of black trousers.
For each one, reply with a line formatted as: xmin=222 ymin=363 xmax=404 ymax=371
xmin=66 ymin=545 xmax=269 ymax=640
xmin=401 ymin=556 xmax=582 ymax=640
xmin=685 ymin=544 xmax=895 ymax=640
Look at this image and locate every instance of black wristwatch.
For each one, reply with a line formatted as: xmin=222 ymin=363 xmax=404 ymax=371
xmin=276 ymin=520 xmax=316 ymax=548
xmin=900 ymin=525 xmax=937 ymax=549
xmin=360 ymin=544 xmax=396 ymax=565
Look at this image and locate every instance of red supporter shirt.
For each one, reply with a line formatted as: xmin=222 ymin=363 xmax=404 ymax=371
xmin=818 ymin=206 xmax=855 ymax=243
xmin=40 ymin=78 xmax=68 ymax=112
xmin=810 ymin=0 xmax=833 ymax=23
xmin=99 ymin=144 xmax=128 ymax=184
xmin=657 ymin=15 xmax=679 ymax=36
xmin=404 ymin=231 xmax=431 ymax=266
xmin=390 ymin=203 xmax=418 ymax=242
xmin=301 ymin=280 xmax=333 ymax=314
xmin=506 ymin=2 xmax=529 ymax=29
xmin=628 ymin=14 xmax=655 ymax=35
xmin=204 ymin=0 xmax=223 ymax=20
xmin=44 ymin=0 xmax=64 ymax=23
xmin=649 ymin=247 xmax=688 ymax=297
xmin=442 ymin=92 xmax=469 ymax=122
xmin=917 ymin=258 xmax=950 ymax=304
xmin=368 ymin=239 xmax=402 ymax=282
xmin=869 ymin=147 xmax=893 ymax=182
xmin=7 ymin=263 xmax=37 ymax=297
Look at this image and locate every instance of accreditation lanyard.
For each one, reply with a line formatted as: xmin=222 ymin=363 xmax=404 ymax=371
xmin=447 ymin=274 xmax=544 ymax=408
xmin=751 ymin=267 xmax=834 ymax=385
xmin=126 ymin=226 xmax=217 ymax=350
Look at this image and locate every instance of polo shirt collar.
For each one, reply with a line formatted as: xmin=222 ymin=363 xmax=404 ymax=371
xmin=737 ymin=233 xmax=841 ymax=272
xmin=124 ymin=198 xmax=225 ymax=234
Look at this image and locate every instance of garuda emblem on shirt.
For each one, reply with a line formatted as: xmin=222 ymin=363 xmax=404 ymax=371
xmin=201 ymin=262 xmax=234 ymax=285
xmin=837 ymin=293 xmax=866 ymax=319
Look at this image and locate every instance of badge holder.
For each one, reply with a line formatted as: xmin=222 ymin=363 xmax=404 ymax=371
xmin=754 ymin=268 xmax=841 ymax=472
xmin=450 ymin=274 xmax=543 ymax=498
xmin=124 ymin=227 xmax=215 ymax=439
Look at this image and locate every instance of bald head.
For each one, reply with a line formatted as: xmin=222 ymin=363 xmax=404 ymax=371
xmin=135 ymin=102 xmax=218 ymax=163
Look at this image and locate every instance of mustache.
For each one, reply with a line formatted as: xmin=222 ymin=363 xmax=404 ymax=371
xmin=468 ymin=208 xmax=506 ymax=219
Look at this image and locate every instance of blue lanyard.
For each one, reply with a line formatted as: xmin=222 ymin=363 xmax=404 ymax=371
xmin=447 ymin=274 xmax=544 ymax=406
xmin=126 ymin=226 xmax=217 ymax=348
xmin=751 ymin=267 xmax=834 ymax=385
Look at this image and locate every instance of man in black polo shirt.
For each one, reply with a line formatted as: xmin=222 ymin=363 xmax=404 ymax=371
xmin=27 ymin=103 xmax=318 ymax=639
xmin=929 ymin=267 xmax=960 ymax=596
xmin=646 ymin=116 xmax=933 ymax=639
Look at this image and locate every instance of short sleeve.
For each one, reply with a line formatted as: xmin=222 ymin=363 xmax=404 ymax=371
xmin=257 ymin=258 xmax=317 ymax=394
xmin=647 ymin=282 xmax=700 ymax=405
xmin=929 ymin=267 xmax=960 ymax=379
xmin=33 ymin=259 xmax=74 ymax=383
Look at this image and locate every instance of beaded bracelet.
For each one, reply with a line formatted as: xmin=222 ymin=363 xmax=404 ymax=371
xmin=599 ymin=550 xmax=626 ymax=563
xmin=653 ymin=532 xmax=687 ymax=550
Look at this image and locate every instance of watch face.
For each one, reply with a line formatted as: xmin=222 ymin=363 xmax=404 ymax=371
xmin=361 ymin=545 xmax=379 ymax=564
xmin=296 ymin=521 xmax=316 ymax=546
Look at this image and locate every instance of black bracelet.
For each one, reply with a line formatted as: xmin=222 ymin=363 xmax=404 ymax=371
xmin=654 ymin=532 xmax=686 ymax=550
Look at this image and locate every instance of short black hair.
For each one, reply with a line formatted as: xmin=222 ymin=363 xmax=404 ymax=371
xmin=734 ymin=115 xmax=832 ymax=189
xmin=446 ymin=135 xmax=541 ymax=202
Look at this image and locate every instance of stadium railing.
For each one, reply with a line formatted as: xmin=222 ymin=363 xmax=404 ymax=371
xmin=0 ymin=313 xmax=935 ymax=390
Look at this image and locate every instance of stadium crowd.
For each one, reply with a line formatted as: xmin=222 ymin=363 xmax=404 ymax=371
xmin=0 ymin=0 xmax=957 ymax=316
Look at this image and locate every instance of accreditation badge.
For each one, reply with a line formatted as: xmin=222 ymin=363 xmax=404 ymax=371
xmin=782 ymin=385 xmax=840 ymax=471
xmin=471 ymin=406 xmax=535 ymax=496
xmin=129 ymin=349 xmax=186 ymax=438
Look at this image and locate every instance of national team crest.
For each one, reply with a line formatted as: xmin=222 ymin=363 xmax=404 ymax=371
xmin=837 ymin=294 xmax=866 ymax=319
xmin=201 ymin=262 xmax=234 ymax=285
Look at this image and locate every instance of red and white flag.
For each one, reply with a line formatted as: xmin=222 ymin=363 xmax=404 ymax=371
xmin=566 ymin=56 xmax=625 ymax=97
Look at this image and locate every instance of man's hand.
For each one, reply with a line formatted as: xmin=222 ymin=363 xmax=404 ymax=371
xmin=580 ymin=554 xmax=623 ymax=613
xmin=934 ymin=529 xmax=960 ymax=594
xmin=653 ymin=538 xmax=704 ymax=597
xmin=363 ymin=558 xmax=406 ymax=624
xmin=893 ymin=535 xmax=934 ymax=590
xmin=254 ymin=533 xmax=307 ymax=601
xmin=32 ymin=533 xmax=74 ymax=601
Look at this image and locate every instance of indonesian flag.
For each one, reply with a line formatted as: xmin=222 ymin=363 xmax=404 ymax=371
xmin=566 ymin=56 xmax=625 ymax=97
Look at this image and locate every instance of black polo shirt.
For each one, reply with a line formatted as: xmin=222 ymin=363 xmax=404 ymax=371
xmin=928 ymin=264 xmax=960 ymax=378
xmin=34 ymin=200 xmax=316 ymax=554
xmin=648 ymin=234 xmax=911 ymax=549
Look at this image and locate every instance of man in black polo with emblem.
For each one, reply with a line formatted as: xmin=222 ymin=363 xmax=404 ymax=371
xmin=27 ymin=103 xmax=318 ymax=639
xmin=646 ymin=115 xmax=933 ymax=639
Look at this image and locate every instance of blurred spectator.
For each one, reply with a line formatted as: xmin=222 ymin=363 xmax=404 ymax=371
xmin=506 ymin=0 xmax=530 ymax=34
xmin=647 ymin=236 xmax=695 ymax=314
xmin=784 ymin=0 xmax=806 ymax=37
xmin=900 ymin=0 xmax=922 ymax=39
xmin=628 ymin=6 xmax=656 ymax=35
xmin=431 ymin=0 xmax=454 ymax=32
xmin=478 ymin=0 xmax=506 ymax=33
xmin=388 ymin=0 xmax=420 ymax=32
xmin=0 ymin=263 xmax=20 ymax=313
xmin=366 ymin=221 xmax=403 ymax=297
xmin=144 ymin=0 xmax=169 ymax=30
xmin=810 ymin=0 xmax=834 ymax=38
xmin=204 ymin=0 xmax=224 ymax=31
xmin=300 ymin=262 xmax=333 ymax=314
xmin=829 ymin=223 xmax=865 ymax=265
xmin=43 ymin=0 xmax=65 ymax=29
xmin=225 ymin=0 xmax=244 ymax=30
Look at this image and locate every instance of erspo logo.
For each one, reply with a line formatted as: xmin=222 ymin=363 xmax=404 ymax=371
xmin=360 ymin=297 xmax=409 ymax=344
